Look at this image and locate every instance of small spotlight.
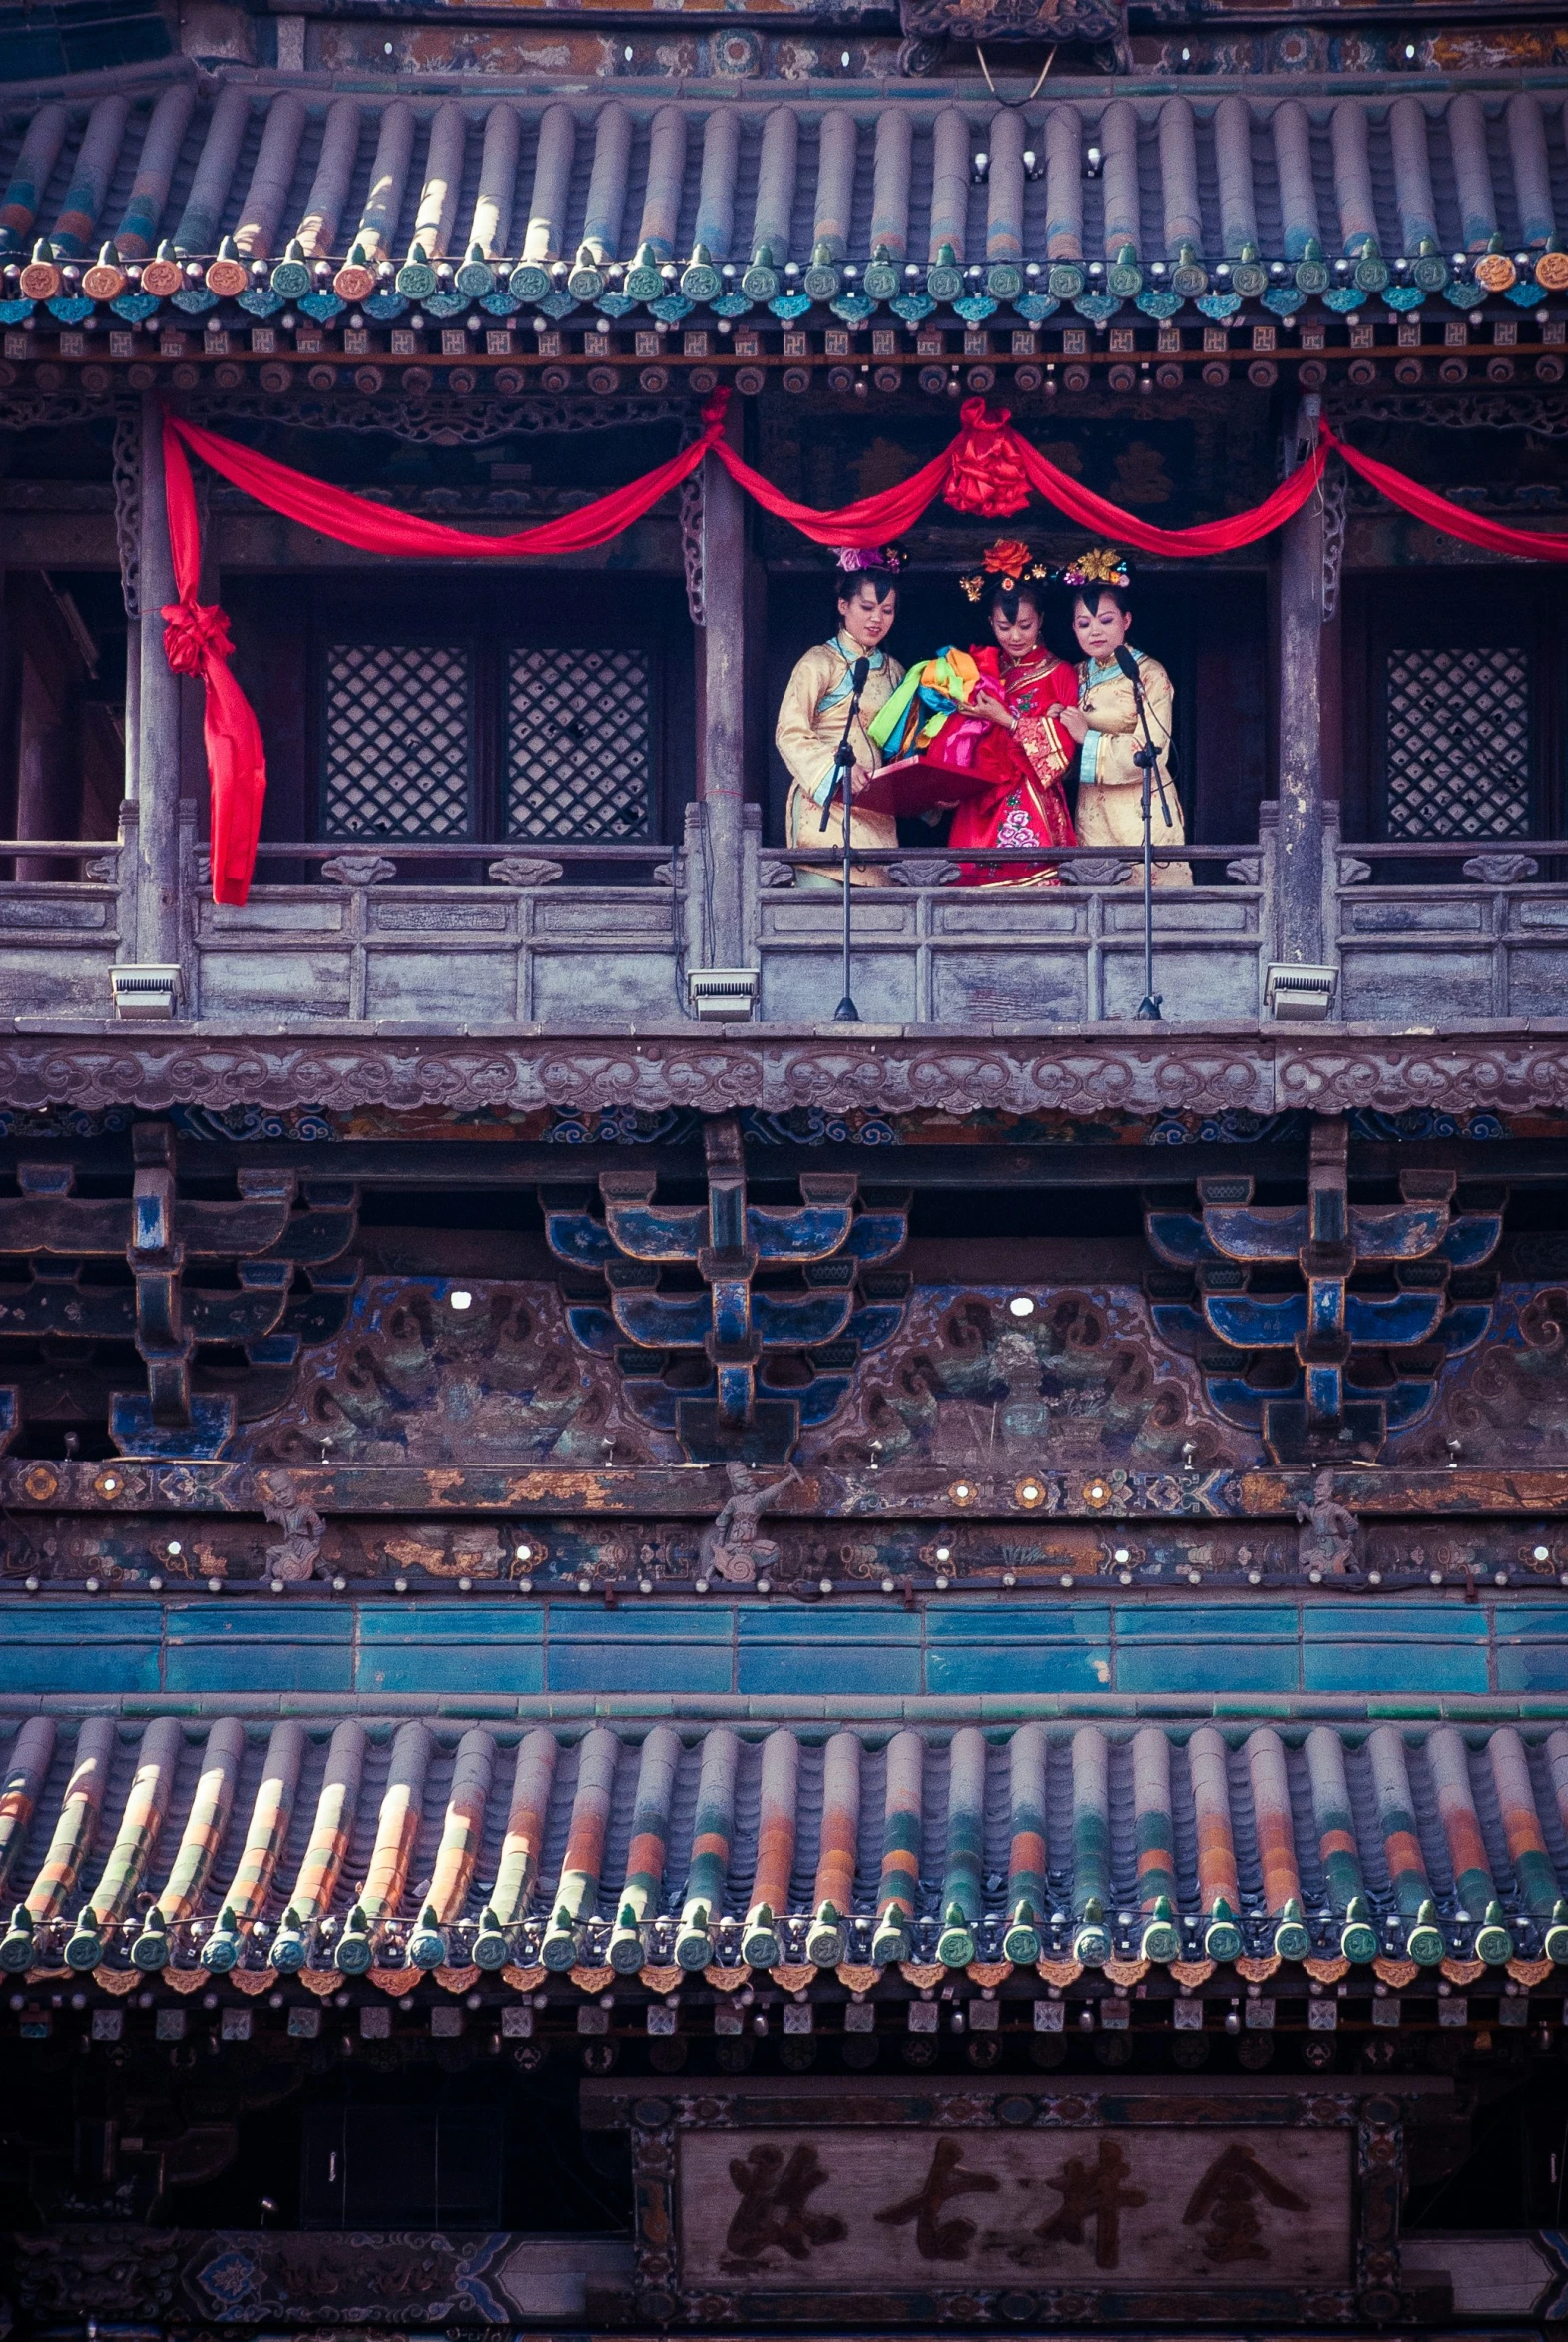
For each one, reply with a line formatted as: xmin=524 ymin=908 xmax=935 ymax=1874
xmin=450 ymin=1290 xmax=473 ymax=1311
xmin=1008 ymin=1295 xmax=1035 ymax=1318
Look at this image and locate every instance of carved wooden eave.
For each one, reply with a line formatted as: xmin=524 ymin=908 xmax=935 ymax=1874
xmin=6 ymin=1022 xmax=1568 ymax=1119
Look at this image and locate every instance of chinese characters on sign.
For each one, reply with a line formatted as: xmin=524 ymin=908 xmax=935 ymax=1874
xmin=682 ymin=2128 xmax=1345 ymax=2292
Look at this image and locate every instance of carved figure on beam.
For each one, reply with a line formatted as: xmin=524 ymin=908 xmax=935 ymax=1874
xmin=700 ymin=1462 xmax=800 ymax=1584
xmin=1295 ymin=1469 xmax=1360 ymax=1577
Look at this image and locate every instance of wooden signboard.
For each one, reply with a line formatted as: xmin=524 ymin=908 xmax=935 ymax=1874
xmin=582 ymin=2074 xmax=1446 ymax=2329
xmin=679 ymin=2124 xmax=1344 ymax=2291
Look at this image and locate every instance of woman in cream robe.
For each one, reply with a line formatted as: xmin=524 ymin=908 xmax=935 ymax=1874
xmin=776 ymin=573 xmax=905 ymax=889
xmin=1061 ymin=548 xmax=1192 ymax=890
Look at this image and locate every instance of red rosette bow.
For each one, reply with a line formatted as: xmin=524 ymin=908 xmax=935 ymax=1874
xmin=160 ymin=598 xmax=237 ymax=677
xmin=943 ymin=399 xmax=1032 ymax=521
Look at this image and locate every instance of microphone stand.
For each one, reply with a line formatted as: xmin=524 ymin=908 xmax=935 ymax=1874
xmin=1119 ymin=652 xmax=1172 ymax=1023
xmin=820 ymin=654 xmax=869 ymax=1023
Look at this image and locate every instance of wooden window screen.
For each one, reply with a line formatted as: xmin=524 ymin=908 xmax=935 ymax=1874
xmin=321 ymin=643 xmax=474 ymax=839
xmin=506 ymin=647 xmax=653 ymax=841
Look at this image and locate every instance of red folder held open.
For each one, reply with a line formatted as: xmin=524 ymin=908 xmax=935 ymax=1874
xmin=849 ymin=755 xmax=998 ymax=817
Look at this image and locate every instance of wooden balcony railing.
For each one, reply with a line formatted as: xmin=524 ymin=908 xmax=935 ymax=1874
xmin=0 ymin=810 xmax=1563 ymax=1033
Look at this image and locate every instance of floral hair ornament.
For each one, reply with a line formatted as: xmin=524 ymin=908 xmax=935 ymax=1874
xmin=959 ymin=538 xmax=1051 ymax=604
xmin=834 ymin=544 xmax=906 ymax=575
xmin=1060 ymin=546 xmax=1131 ymax=592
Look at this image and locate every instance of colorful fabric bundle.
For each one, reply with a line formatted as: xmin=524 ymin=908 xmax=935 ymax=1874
xmin=869 ymin=647 xmax=983 ymax=761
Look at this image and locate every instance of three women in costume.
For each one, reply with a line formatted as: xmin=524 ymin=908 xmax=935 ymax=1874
xmin=775 ymin=541 xmax=1189 ymax=888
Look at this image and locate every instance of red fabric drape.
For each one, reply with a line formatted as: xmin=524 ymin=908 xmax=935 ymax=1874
xmin=165 ymin=397 xmax=728 ymax=559
xmin=1008 ymin=422 xmax=1329 ymax=554
xmin=711 ymin=437 xmax=959 ymax=545
xmin=1319 ymin=418 xmax=1568 ymax=564
xmin=713 ymin=399 xmax=1331 ymax=551
xmin=160 ymin=390 xmax=1568 ymax=906
xmin=160 ymin=415 xmax=269 ymax=906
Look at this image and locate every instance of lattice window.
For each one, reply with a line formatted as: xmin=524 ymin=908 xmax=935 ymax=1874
xmin=322 ymin=645 xmax=473 ymax=838
xmin=1383 ymin=646 xmax=1532 ymax=839
xmin=506 ymin=648 xmax=652 ymax=840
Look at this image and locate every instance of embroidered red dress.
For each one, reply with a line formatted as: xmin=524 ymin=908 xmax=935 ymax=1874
xmin=945 ymin=645 xmax=1078 ymax=888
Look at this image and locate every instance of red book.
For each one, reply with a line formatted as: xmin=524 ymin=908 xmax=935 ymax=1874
xmin=851 ymin=754 xmax=999 ymax=817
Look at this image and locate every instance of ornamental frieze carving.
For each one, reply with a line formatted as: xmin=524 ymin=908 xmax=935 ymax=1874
xmin=1 ymin=1032 xmax=1568 ymax=1124
xmin=10 ymin=1030 xmax=1568 ymax=1122
xmin=898 ymin=0 xmax=1128 ymax=52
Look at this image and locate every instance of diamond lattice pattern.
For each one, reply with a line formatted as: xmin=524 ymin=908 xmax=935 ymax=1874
xmin=1384 ymin=646 xmax=1532 ymax=839
xmin=323 ymin=645 xmax=473 ymax=837
xmin=507 ymin=648 xmax=652 ymax=839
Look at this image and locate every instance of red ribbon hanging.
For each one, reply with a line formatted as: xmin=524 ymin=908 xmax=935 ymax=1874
xmin=159 ymin=391 xmax=1568 ymax=907
xmin=160 ymin=413 xmax=269 ymax=908
xmin=1318 ymin=416 xmax=1568 ymax=564
xmin=1003 ymin=417 xmax=1330 ymax=555
xmin=710 ymin=434 xmax=958 ymax=546
xmin=160 ymin=393 xmax=731 ymax=903
xmin=165 ymin=394 xmax=730 ymax=561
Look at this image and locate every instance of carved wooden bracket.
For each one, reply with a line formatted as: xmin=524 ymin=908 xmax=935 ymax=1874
xmin=1145 ymin=1113 xmax=1502 ymax=1465
xmin=544 ymin=1111 xmax=909 ymax=1463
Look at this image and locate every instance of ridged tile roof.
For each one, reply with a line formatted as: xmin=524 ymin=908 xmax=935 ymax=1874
xmin=2 ymin=76 xmax=1566 ymax=270
xmin=2 ymin=1713 xmax=1565 ymax=1972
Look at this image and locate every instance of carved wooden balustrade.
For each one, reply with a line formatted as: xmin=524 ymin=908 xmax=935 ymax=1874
xmin=750 ymin=835 xmax=1275 ymax=1027
xmin=1330 ymin=823 xmax=1568 ymax=1025
xmin=189 ymin=835 xmax=683 ymax=1027
xmin=0 ymin=836 xmax=122 ymax=1019
xmin=4 ymin=798 xmax=1568 ymax=1034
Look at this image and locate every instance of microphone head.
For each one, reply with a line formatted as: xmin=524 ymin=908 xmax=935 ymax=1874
xmin=851 ymin=656 xmax=870 ymax=688
xmin=1113 ymin=646 xmax=1140 ymax=681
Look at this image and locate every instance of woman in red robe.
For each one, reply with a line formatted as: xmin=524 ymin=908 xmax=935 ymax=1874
xmin=946 ymin=540 xmax=1080 ymax=888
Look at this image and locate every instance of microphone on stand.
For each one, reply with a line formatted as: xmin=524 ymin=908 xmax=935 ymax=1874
xmin=1115 ymin=645 xmax=1172 ymax=827
xmin=818 ymin=656 xmax=872 ymax=832
xmin=1114 ymin=645 xmax=1170 ymax=1022
xmin=826 ymin=654 xmax=872 ymax=1023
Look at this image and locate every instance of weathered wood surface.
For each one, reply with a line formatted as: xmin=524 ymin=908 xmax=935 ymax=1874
xmin=757 ymin=878 xmax=1270 ymax=1027
xmin=5 ymin=1457 xmax=1568 ymax=1518
xmin=677 ymin=2125 xmax=1349 ymax=2292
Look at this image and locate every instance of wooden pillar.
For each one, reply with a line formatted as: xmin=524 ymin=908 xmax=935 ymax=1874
xmin=122 ymin=620 xmax=140 ymax=805
xmin=698 ymin=401 xmax=747 ymax=970
xmin=1276 ymin=392 xmax=1325 ymax=966
xmin=135 ymin=393 xmax=183 ymax=969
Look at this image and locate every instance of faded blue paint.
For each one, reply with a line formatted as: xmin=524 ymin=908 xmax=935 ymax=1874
xmin=0 ymin=1593 xmax=1543 ymax=1705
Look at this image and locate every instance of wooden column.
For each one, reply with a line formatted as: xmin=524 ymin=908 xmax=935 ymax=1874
xmin=135 ymin=393 xmax=183 ymax=969
xmin=1275 ymin=392 xmax=1325 ymax=967
xmin=698 ymin=401 xmax=747 ymax=971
